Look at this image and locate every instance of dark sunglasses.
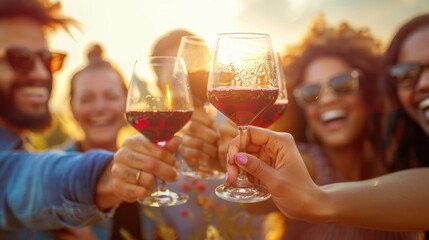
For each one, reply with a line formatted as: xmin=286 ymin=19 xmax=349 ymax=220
xmin=294 ymin=70 xmax=360 ymax=107
xmin=2 ymin=47 xmax=66 ymax=74
xmin=389 ymin=62 xmax=429 ymax=89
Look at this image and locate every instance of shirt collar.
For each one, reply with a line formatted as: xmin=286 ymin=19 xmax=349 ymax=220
xmin=0 ymin=122 xmax=24 ymax=150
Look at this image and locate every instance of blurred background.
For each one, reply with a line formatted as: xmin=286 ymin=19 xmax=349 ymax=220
xmin=37 ymin=0 xmax=429 ymax=148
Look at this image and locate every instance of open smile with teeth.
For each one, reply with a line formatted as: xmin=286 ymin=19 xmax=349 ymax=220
xmin=418 ymin=98 xmax=429 ymax=121
xmin=418 ymin=98 xmax=429 ymax=110
xmin=21 ymin=86 xmax=48 ymax=98
xmin=18 ymin=86 xmax=49 ymax=104
xmin=321 ymin=109 xmax=347 ymax=123
xmin=90 ymin=115 xmax=114 ymax=126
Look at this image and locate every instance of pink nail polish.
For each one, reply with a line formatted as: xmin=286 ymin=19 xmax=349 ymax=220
xmin=236 ymin=153 xmax=248 ymax=165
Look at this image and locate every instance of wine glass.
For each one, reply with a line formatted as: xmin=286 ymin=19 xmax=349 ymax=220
xmin=126 ymin=56 xmax=194 ymax=207
xmin=176 ymin=35 xmax=225 ymax=180
xmin=251 ymin=52 xmax=288 ymax=128
xmin=207 ymin=33 xmax=279 ymax=202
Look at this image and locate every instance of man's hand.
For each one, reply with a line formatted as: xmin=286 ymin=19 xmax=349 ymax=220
xmin=96 ymin=134 xmax=181 ymax=208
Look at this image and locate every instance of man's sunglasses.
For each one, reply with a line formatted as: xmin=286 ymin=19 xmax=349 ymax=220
xmin=389 ymin=62 xmax=429 ymax=89
xmin=294 ymin=70 xmax=360 ymax=107
xmin=2 ymin=47 xmax=66 ymax=74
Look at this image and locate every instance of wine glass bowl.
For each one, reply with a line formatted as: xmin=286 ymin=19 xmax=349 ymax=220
xmin=251 ymin=52 xmax=288 ymax=128
xmin=177 ymin=36 xmax=212 ymax=108
xmin=126 ymin=56 xmax=193 ymax=207
xmin=208 ymin=33 xmax=278 ymax=202
xmin=177 ymin=35 xmax=225 ymax=180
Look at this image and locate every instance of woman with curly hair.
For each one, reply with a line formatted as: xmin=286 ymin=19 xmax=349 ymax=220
xmin=224 ymin=13 xmax=429 ymax=233
xmin=276 ymin=14 xmax=419 ymax=239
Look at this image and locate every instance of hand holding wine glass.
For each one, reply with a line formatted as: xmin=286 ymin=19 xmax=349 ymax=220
xmin=176 ymin=35 xmax=225 ymax=179
xmin=126 ymin=56 xmax=194 ymax=207
xmin=218 ymin=54 xmax=287 ymax=174
xmin=177 ymin=35 xmax=212 ymax=109
xmin=208 ymin=33 xmax=279 ymax=202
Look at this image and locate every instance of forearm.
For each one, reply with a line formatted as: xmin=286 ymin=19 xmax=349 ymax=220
xmin=318 ymin=168 xmax=429 ymax=230
xmin=242 ymin=199 xmax=279 ymax=215
xmin=0 ymin=150 xmax=115 ymax=230
xmin=225 ymin=128 xmax=428 ymax=231
xmin=95 ymin=162 xmax=121 ymax=210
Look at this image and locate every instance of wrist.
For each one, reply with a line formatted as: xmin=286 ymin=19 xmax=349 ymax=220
xmin=95 ymin=162 xmax=121 ymax=210
xmin=311 ymin=186 xmax=336 ymax=224
xmin=294 ymin=185 xmax=336 ymax=224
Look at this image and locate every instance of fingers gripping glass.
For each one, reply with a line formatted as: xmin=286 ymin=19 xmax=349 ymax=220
xmin=126 ymin=56 xmax=193 ymax=207
xmin=293 ymin=70 xmax=360 ymax=107
xmin=389 ymin=62 xmax=429 ymax=89
xmin=3 ymin=47 xmax=66 ymax=74
xmin=208 ymin=33 xmax=278 ymax=203
xmin=176 ymin=35 xmax=225 ymax=180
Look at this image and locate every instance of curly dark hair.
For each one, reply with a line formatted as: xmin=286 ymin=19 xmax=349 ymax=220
xmin=283 ymin=14 xmax=384 ymax=110
xmin=0 ymin=0 xmax=77 ymax=32
xmin=281 ymin=13 xmax=385 ymax=155
xmin=381 ymin=14 xmax=429 ymax=171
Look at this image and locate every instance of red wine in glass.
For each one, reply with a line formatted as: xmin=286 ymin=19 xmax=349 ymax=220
xmin=127 ymin=56 xmax=193 ymax=207
xmin=251 ymin=99 xmax=288 ymax=128
xmin=208 ymin=87 xmax=279 ymax=126
xmin=177 ymin=36 xmax=224 ymax=180
xmin=251 ymin=52 xmax=289 ymax=128
xmin=126 ymin=110 xmax=193 ymax=143
xmin=208 ymin=32 xmax=278 ymax=203
xmin=188 ymin=70 xmax=209 ymax=108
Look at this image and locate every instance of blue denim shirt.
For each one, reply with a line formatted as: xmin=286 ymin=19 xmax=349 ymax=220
xmin=31 ymin=141 xmax=113 ymax=240
xmin=60 ymin=144 xmax=268 ymax=240
xmin=0 ymin=125 xmax=115 ymax=239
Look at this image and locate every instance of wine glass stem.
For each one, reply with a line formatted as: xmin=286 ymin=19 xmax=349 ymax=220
xmin=203 ymin=102 xmax=209 ymax=111
xmin=157 ymin=141 xmax=168 ymax=192
xmin=156 ymin=179 xmax=169 ymax=192
xmin=237 ymin=126 xmax=248 ymax=182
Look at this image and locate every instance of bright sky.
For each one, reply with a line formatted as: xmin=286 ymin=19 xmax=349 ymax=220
xmin=48 ymin=0 xmax=429 ymax=114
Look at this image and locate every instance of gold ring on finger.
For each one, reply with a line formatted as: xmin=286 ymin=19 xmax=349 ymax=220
xmin=135 ymin=170 xmax=142 ymax=184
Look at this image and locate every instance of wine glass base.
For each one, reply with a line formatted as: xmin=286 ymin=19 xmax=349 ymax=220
xmin=181 ymin=167 xmax=225 ymax=180
xmin=138 ymin=191 xmax=189 ymax=207
xmin=215 ymin=183 xmax=271 ymax=203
